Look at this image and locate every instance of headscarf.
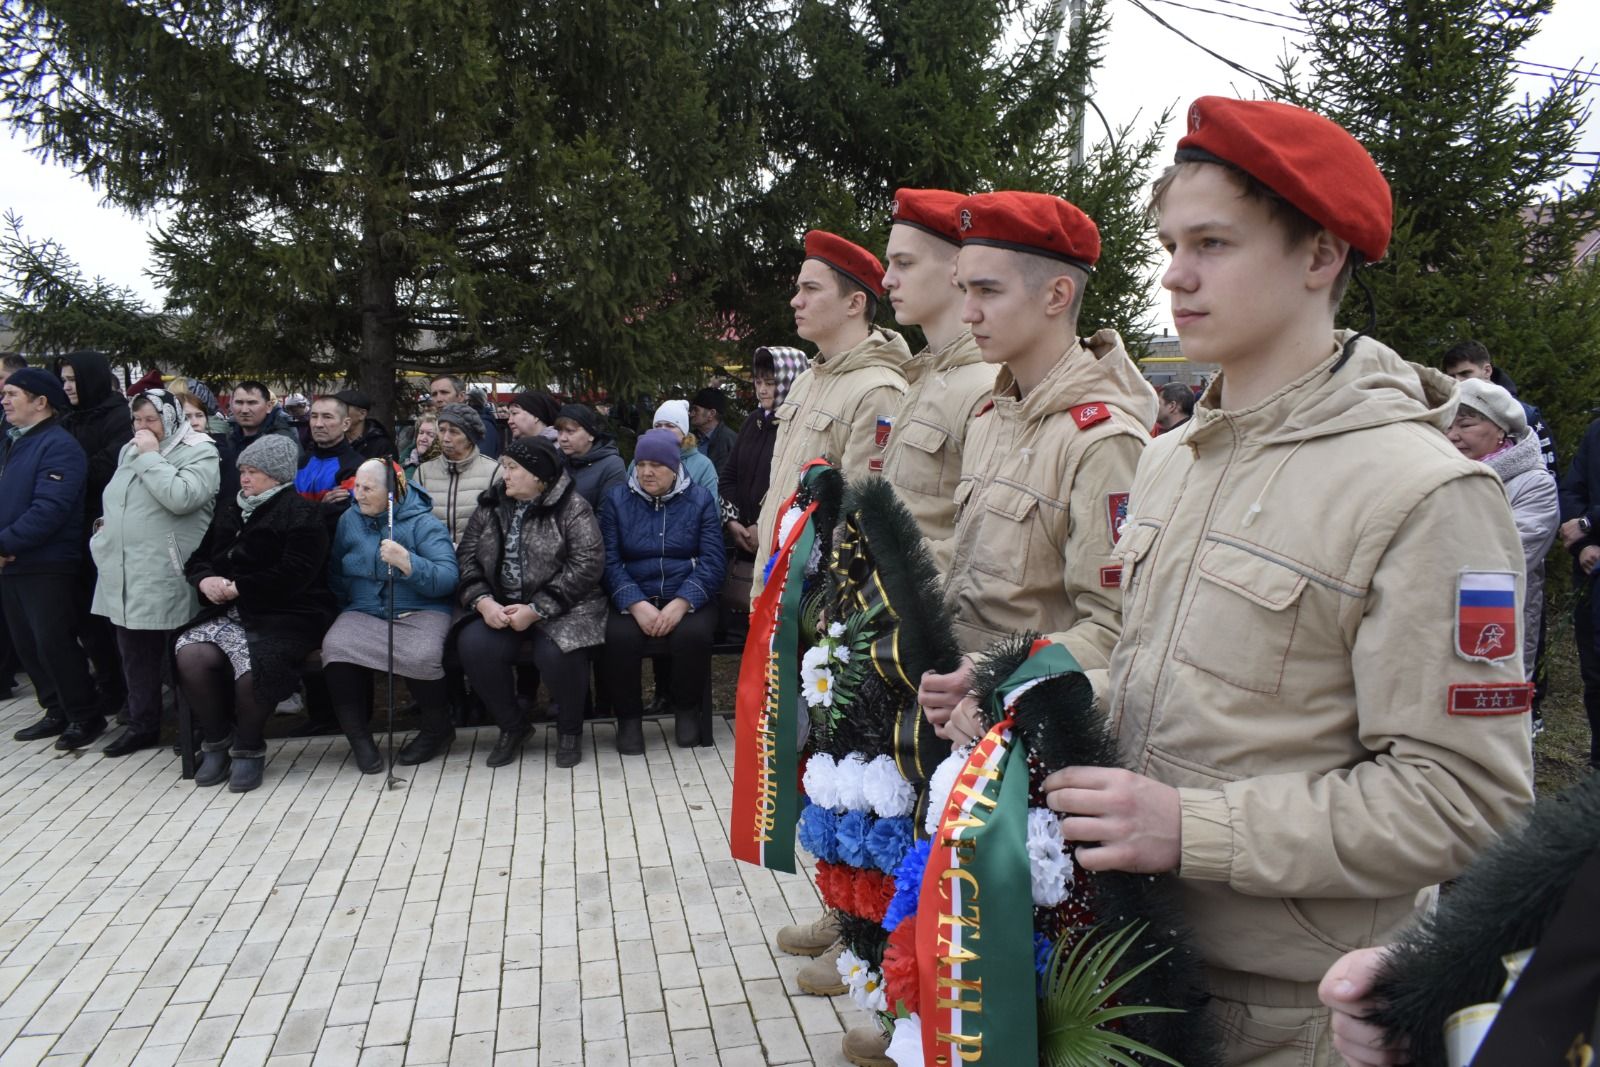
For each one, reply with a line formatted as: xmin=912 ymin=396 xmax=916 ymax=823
xmin=137 ymin=388 xmax=213 ymax=456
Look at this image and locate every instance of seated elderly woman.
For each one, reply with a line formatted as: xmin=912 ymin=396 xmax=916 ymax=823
xmin=599 ymin=429 xmax=725 ymax=754
xmin=1448 ymin=378 xmax=1559 ymax=682
xmin=90 ymin=389 xmax=220 ymax=757
xmin=176 ymin=435 xmax=336 ymax=793
xmin=324 ymin=460 xmax=459 ymax=772
xmin=454 ymin=437 xmax=607 ymax=768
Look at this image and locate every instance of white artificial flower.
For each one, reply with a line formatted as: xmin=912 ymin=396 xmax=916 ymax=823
xmin=863 ymin=755 xmax=916 ymax=819
xmin=802 ymin=663 xmax=835 ymax=709
xmin=828 ymin=620 xmax=847 ymax=639
xmin=801 ymin=643 xmax=830 ymax=674
xmin=833 ymin=643 xmax=852 ymax=665
xmin=777 ymin=505 xmax=804 ymax=551
xmin=1027 ymin=806 xmax=1074 ymax=907
xmin=886 ymin=1014 xmax=924 ymax=1067
xmin=923 ymin=744 xmax=972 ymax=836
xmin=837 ymin=947 xmax=870 ymax=995
xmin=834 ymin=752 xmax=870 ymax=812
xmin=802 ymin=752 xmax=840 ymax=810
xmin=858 ymin=967 xmax=889 ymax=1014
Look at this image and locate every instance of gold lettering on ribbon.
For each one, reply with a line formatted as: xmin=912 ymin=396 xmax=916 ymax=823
xmin=934 ymin=1032 xmax=984 ymax=1063
xmin=936 ymin=976 xmax=983 ymax=1012
xmin=752 ymin=702 xmax=780 ymax=845
xmin=951 ymin=782 xmax=998 ymax=810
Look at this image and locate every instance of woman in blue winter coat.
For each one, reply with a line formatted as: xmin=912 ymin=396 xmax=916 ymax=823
xmin=323 ymin=459 xmax=459 ymax=773
xmin=599 ymin=429 xmax=725 ymax=754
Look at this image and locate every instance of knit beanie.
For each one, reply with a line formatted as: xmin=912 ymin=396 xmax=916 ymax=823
xmin=556 ymin=403 xmax=604 ymax=440
xmin=503 ymin=436 xmax=564 ymax=484
xmin=634 ymin=429 xmax=682 ymax=473
xmin=437 ymin=402 xmax=485 ymax=441
xmin=237 ymin=433 xmax=300 ymax=485
xmin=509 ymin=390 xmax=559 ymax=426
xmin=652 ymin=399 xmax=691 ymax=438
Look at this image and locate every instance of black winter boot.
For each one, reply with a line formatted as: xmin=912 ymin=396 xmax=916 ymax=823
xmin=228 ymin=750 xmax=266 ymax=793
xmin=333 ymin=704 xmax=382 ymax=774
xmin=195 ymin=736 xmax=232 ymax=787
xmin=673 ymin=706 xmax=699 ymax=748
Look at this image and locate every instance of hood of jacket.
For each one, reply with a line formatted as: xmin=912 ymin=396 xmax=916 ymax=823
xmin=56 ymin=350 xmax=117 ymax=410
xmin=626 ymin=463 xmax=693 ymax=506
xmin=991 ymin=327 xmax=1158 ymax=428
xmin=567 ymin=439 xmax=620 ymax=470
xmin=1484 ymin=426 xmax=1546 ymax=485
xmin=905 ymin=328 xmax=984 ymax=386
xmin=809 ymin=327 xmax=912 ymax=380
xmin=1187 ymin=332 xmax=1456 ymax=448
xmin=351 ymin=481 xmax=436 ymax=530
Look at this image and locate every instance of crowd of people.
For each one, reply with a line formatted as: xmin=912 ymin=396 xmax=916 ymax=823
xmin=0 ymin=361 xmax=745 ymax=789
xmin=0 ymin=91 xmax=1593 ymax=1067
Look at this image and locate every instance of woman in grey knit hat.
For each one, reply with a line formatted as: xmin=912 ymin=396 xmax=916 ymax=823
xmin=415 ymin=403 xmax=502 ymax=544
xmin=174 ymin=436 xmax=337 ymax=792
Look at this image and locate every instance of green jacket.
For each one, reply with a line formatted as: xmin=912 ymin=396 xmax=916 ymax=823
xmin=90 ymin=438 xmax=221 ymax=630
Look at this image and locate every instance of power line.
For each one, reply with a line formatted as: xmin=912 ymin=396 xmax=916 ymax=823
xmin=1143 ymin=0 xmax=1301 ymax=33
xmin=1124 ymin=0 xmax=1290 ymax=94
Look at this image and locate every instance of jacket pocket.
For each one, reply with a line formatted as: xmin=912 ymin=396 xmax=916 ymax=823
xmin=1113 ymin=521 xmax=1160 ymax=601
xmin=968 ymin=483 xmax=1039 ymax=587
xmin=774 ymin=400 xmax=799 ymax=426
xmin=1174 ymin=539 xmax=1309 ymax=694
xmin=888 ymin=419 xmax=951 ymax=495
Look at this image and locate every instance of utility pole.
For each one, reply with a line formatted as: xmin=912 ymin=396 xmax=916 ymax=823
xmin=1050 ymin=0 xmax=1090 ymax=167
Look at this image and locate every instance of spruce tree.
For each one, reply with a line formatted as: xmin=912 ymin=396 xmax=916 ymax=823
xmin=1280 ymin=0 xmax=1600 ymax=448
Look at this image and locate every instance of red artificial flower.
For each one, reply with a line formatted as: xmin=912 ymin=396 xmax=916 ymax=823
xmin=853 ymin=868 xmax=893 ymax=923
xmin=881 ymin=915 xmax=920 ymax=1012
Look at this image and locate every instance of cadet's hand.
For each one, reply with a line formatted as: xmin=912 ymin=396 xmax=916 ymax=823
xmin=477 ymin=596 xmax=508 ymax=629
xmin=935 ymin=696 xmax=986 ymax=745
xmin=1044 ymin=766 xmax=1181 ymax=874
xmin=919 ymin=657 xmax=975 ymax=727
xmin=1560 ymin=517 xmax=1588 ymax=549
xmin=133 ymin=429 xmax=160 ymax=454
xmin=503 ymin=604 xmax=538 ymax=632
xmin=1319 ymin=947 xmax=1411 ymax=1066
xmin=1583 ymin=545 xmax=1600 ymax=576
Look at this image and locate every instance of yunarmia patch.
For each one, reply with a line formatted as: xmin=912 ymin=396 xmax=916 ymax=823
xmin=1455 ymin=571 xmax=1518 ymax=664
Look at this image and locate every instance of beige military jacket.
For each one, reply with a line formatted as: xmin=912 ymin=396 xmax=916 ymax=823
xmin=752 ymin=327 xmax=911 ymax=601
xmin=878 ymin=330 xmax=996 ymax=571
xmin=1106 ymin=335 xmax=1535 ymax=997
xmin=942 ymin=329 xmax=1155 ymax=668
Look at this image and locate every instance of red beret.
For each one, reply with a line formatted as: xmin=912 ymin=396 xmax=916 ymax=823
xmin=954 ymin=191 xmax=1100 ymax=270
xmin=890 ymin=188 xmax=964 ymax=245
xmin=804 ymin=230 xmax=886 ymax=298
xmin=1176 ymin=96 xmax=1392 ymax=263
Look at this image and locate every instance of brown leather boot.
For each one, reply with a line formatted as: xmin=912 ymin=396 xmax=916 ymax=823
xmin=774 ymin=911 xmax=840 ymax=956
xmin=841 ymin=1025 xmax=893 ymax=1067
xmin=795 ymin=942 xmax=846 ymax=996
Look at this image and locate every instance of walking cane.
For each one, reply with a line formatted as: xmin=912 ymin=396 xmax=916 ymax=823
xmin=383 ymin=462 xmax=406 ymax=790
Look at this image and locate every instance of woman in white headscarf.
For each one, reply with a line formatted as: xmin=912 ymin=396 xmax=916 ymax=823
xmin=90 ymin=388 xmax=221 ymax=756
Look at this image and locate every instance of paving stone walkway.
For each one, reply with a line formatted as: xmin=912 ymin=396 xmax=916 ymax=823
xmin=0 ymin=688 xmax=871 ymax=1065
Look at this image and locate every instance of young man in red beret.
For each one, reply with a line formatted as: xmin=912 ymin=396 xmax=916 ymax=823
xmin=917 ymin=190 xmax=1155 ymax=740
xmin=752 ymin=230 xmax=911 ymax=605
xmin=1039 ymin=97 xmax=1534 ymax=1065
xmin=875 ymin=188 xmax=997 ymax=569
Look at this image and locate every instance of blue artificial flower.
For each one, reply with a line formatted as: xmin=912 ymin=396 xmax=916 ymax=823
xmin=797 ymin=803 xmax=840 ymax=863
xmin=881 ymin=838 xmax=932 ymax=933
xmin=865 ymin=816 xmax=914 ymax=874
xmin=835 ymin=809 xmax=872 ymax=868
xmin=1034 ymin=931 xmax=1055 ymax=996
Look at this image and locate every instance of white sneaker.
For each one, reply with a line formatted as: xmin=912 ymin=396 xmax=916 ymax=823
xmin=274 ymin=691 xmax=306 ymax=716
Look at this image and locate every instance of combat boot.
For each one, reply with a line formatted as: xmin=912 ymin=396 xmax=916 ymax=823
xmin=775 ymin=912 xmax=839 ymax=956
xmin=795 ymin=942 xmax=847 ymax=996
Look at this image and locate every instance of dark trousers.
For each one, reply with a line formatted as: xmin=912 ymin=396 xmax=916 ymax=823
xmin=115 ymin=627 xmax=172 ymax=733
xmin=458 ymin=622 xmax=591 ymax=736
xmin=603 ymin=607 xmax=715 ymax=720
xmin=75 ymin=563 xmax=125 ymax=712
xmin=1 ymin=572 xmax=100 ymax=724
xmin=1575 ymin=599 xmax=1600 ymax=765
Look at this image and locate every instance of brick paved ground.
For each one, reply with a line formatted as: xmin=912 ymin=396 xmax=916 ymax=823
xmin=0 ymin=687 xmax=872 ymax=1065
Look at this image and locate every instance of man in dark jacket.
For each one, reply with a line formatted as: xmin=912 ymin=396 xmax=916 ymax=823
xmin=0 ymin=369 xmax=102 ymax=748
xmin=55 ymin=350 xmax=131 ymax=717
xmin=334 ymin=389 xmax=395 ymax=460
xmin=1559 ymin=415 xmax=1600 ymax=767
xmin=295 ymin=396 xmax=364 ymax=527
xmin=689 ymin=387 xmax=736 ymax=475
xmin=228 ymin=380 xmax=300 ymax=452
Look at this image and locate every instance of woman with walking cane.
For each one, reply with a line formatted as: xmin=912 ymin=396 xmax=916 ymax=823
xmin=322 ymin=460 xmax=458 ymax=773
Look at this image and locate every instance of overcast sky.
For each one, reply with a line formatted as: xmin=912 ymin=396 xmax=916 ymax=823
xmin=2 ymin=0 xmax=1596 ymax=322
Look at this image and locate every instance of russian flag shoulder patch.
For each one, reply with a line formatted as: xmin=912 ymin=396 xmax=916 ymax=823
xmin=1455 ymin=570 xmax=1518 ymax=664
